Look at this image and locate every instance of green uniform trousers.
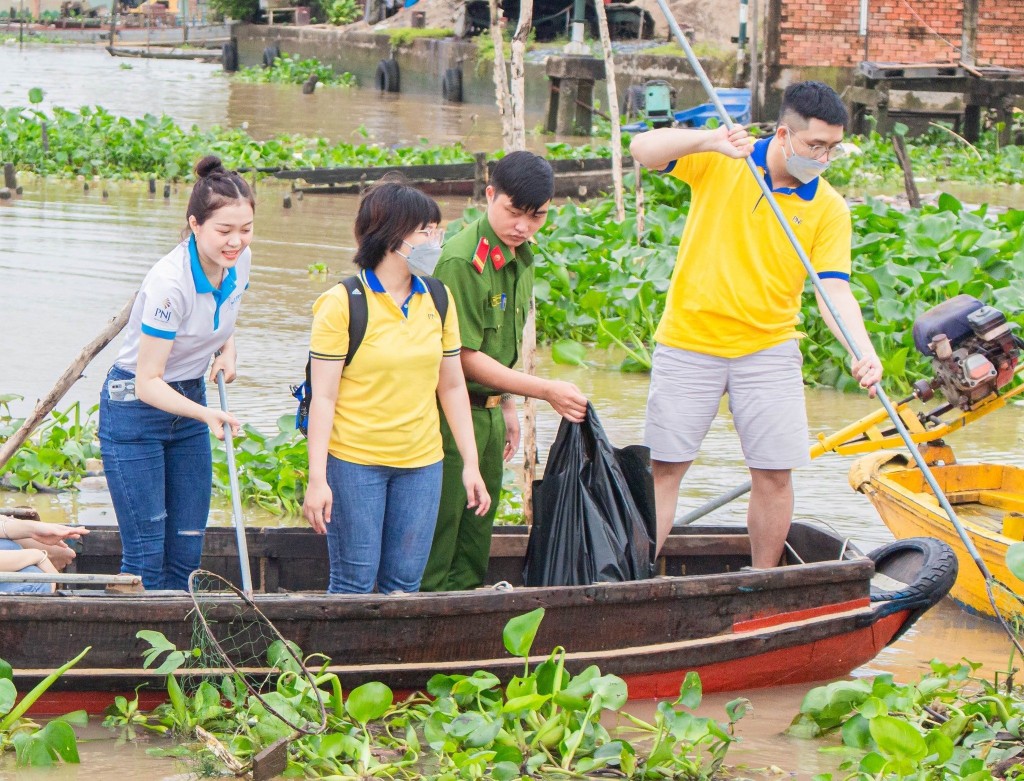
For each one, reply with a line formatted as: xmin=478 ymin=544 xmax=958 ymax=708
xmin=421 ymin=406 xmax=505 ymax=592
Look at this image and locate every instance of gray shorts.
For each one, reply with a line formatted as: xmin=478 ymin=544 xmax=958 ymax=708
xmin=644 ymin=341 xmax=811 ymax=470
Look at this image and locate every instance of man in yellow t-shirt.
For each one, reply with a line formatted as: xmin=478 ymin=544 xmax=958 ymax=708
xmin=630 ymin=81 xmax=883 ymax=568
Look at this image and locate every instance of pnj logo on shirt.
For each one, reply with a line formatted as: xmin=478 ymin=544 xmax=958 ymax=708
xmin=792 ymin=215 xmax=803 ymax=225
xmin=227 ymin=292 xmax=243 ymax=309
xmin=153 ymin=298 xmax=172 ymax=322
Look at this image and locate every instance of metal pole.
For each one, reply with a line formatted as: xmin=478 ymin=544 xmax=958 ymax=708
xmin=748 ymin=0 xmax=759 ymax=122
xmin=654 ymin=0 xmax=1019 ymax=654
xmin=216 ymin=371 xmax=254 ymax=597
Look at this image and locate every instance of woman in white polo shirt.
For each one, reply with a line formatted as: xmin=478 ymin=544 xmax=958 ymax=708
xmin=99 ymin=156 xmax=254 ymax=591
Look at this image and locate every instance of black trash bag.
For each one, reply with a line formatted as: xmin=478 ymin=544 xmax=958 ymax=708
xmin=523 ymin=404 xmax=656 ymax=587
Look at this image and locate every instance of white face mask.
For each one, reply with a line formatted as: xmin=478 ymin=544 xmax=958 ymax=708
xmin=398 ymin=242 xmax=443 ymax=276
xmin=783 ymin=131 xmax=830 ymax=184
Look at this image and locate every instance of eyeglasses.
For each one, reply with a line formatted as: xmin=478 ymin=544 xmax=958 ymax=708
xmin=414 ymin=226 xmax=445 ymax=247
xmin=782 ymin=125 xmax=848 ymax=161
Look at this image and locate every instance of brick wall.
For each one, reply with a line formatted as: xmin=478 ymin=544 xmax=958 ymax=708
xmin=773 ymin=0 xmax=1022 ymax=68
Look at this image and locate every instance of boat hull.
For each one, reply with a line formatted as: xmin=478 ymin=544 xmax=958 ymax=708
xmin=1 ymin=522 xmax=953 ymax=715
xmin=850 ymin=453 xmax=1024 ymax=618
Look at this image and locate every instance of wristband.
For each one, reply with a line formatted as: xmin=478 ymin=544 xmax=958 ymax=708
xmin=500 ymin=393 xmax=515 ymax=403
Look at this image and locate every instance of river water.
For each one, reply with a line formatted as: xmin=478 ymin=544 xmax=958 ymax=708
xmin=0 ymin=42 xmax=1019 ymax=780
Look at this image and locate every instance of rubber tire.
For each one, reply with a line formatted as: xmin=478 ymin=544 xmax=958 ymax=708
xmin=375 ymin=58 xmax=400 ymax=93
xmin=622 ymin=84 xmax=645 ymax=118
xmin=262 ymin=43 xmax=281 ymax=68
xmin=221 ymin=40 xmax=238 ymax=72
xmin=442 ymin=67 xmax=463 ymax=103
xmin=868 ymin=536 xmax=958 ymax=643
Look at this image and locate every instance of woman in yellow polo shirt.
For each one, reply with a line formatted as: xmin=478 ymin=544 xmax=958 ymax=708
xmin=302 ymin=181 xmax=490 ymax=594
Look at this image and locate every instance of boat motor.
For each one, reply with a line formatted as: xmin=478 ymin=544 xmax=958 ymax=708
xmin=912 ymin=295 xmax=1022 ymax=410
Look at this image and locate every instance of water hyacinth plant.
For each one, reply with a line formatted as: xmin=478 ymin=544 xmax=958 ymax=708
xmin=128 ymin=609 xmax=749 ymax=779
xmin=789 ymin=660 xmax=1024 ymax=780
xmin=234 ymin=54 xmax=357 ymax=87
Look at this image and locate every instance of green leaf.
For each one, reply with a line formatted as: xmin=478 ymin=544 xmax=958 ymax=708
xmin=1007 ymin=542 xmax=1024 ymax=582
xmin=676 ymin=671 xmax=702 ymax=709
xmin=502 ymin=608 xmax=545 ymax=658
xmin=869 ymin=714 xmax=927 ymax=763
xmin=0 ymin=678 xmax=16 ymax=715
xmin=551 ymin=339 xmax=588 ymax=366
xmin=37 ymin=720 xmax=80 ymax=763
xmin=345 ymin=681 xmax=393 ymax=724
xmin=28 ymin=87 xmax=45 ymax=105
xmin=841 ymin=713 xmax=874 ymax=749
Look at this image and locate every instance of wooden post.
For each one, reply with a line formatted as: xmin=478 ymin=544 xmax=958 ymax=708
xmin=961 ymin=0 xmax=978 ymax=66
xmin=633 ymin=158 xmax=645 ymax=237
xmin=473 ymin=152 xmax=487 ymax=201
xmin=749 ymin=0 xmax=759 ymax=122
xmin=2 ymin=163 xmax=15 ymax=190
xmin=891 ymin=134 xmax=920 ymax=208
xmin=0 ymin=293 xmax=136 ymax=474
xmin=488 ymin=0 xmax=514 ymax=149
xmin=593 ymin=0 xmax=624 ymax=221
xmin=108 ymin=0 xmax=117 ymax=48
xmin=521 ymin=298 xmax=537 ymax=526
xmin=508 ymin=0 xmax=533 ymax=151
xmin=40 ymin=121 xmax=48 ymax=154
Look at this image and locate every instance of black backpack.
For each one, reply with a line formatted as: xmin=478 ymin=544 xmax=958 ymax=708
xmin=291 ymin=275 xmax=450 ymax=436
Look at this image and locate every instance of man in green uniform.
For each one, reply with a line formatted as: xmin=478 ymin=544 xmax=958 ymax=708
xmin=421 ymin=151 xmax=588 ymax=592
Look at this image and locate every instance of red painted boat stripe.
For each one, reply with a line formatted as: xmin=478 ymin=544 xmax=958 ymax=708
xmin=732 ymin=597 xmax=871 ymax=633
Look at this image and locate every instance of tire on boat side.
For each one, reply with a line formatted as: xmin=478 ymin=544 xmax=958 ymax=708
xmin=868 ymin=536 xmax=958 ymax=643
xmin=375 ymin=58 xmax=400 ymax=93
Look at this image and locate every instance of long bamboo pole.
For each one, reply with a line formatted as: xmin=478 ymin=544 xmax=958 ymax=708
xmin=0 ymin=293 xmax=136 ymax=473
xmin=508 ymin=0 xmax=533 ymax=152
xmin=488 ymin=0 xmax=514 ymax=149
xmin=593 ymin=0 xmax=624 ymax=221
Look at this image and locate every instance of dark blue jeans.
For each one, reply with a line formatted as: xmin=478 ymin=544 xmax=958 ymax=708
xmin=99 ymin=366 xmax=211 ymax=591
xmin=0 ymin=539 xmax=50 ymax=594
xmin=325 ymin=456 xmax=443 ymax=594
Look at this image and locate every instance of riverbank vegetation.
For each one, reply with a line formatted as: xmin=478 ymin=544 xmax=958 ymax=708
xmin=234 ymin=53 xmax=357 ymax=86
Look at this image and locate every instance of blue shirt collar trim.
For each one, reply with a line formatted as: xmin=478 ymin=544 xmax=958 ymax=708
xmin=188 ymin=234 xmax=238 ymax=330
xmin=363 ymin=268 xmax=428 ymax=295
xmin=751 ymin=137 xmax=818 ymax=201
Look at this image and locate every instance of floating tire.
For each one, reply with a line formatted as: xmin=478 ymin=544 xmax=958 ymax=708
xmin=221 ymin=40 xmax=238 ymax=72
xmin=868 ymin=536 xmax=958 ymax=642
xmin=262 ymin=43 xmax=281 ymax=68
xmin=441 ymin=67 xmax=463 ymax=103
xmin=375 ymin=58 xmax=400 ymax=93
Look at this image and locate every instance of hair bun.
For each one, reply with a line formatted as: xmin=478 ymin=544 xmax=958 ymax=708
xmin=195 ymin=155 xmax=226 ymax=179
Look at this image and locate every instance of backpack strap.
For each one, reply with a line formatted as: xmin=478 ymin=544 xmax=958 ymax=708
xmin=342 ymin=275 xmax=369 ymax=366
xmin=421 ymin=276 xmax=449 ymax=326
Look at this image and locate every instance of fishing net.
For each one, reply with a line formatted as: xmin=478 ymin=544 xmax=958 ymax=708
xmin=185 ymin=569 xmax=328 ymax=736
xmin=985 ymin=577 xmax=1024 ymax=664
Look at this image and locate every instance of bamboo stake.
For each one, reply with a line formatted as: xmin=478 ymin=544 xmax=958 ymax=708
xmin=0 ymin=572 xmax=141 ymax=585
xmin=633 ymin=158 xmax=646 ymax=236
xmin=0 ymin=293 xmax=136 ymax=473
xmin=488 ymin=0 xmax=514 ymax=149
xmin=521 ymin=299 xmax=537 ymax=526
xmin=593 ymin=0 xmax=624 ymax=221
xmin=508 ymin=0 xmax=533 ymax=152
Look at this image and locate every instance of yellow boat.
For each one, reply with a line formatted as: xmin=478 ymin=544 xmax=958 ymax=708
xmin=849 ymin=451 xmax=1024 ymax=619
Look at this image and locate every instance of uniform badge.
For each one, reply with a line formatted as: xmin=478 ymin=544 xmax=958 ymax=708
xmin=472 ymin=237 xmax=489 ymax=274
xmin=490 ymin=247 xmax=506 ymax=271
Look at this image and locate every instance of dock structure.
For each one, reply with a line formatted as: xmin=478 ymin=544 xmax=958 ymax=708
xmin=845 ymin=62 xmax=1024 ymax=144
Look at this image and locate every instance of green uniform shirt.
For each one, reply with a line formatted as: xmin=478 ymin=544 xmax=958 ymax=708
xmin=434 ymin=214 xmax=534 ymax=396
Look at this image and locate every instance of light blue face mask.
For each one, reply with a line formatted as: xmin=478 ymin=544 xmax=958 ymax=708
xmin=783 ymin=131 xmax=830 ymax=184
xmin=399 ymin=242 xmax=443 ymax=276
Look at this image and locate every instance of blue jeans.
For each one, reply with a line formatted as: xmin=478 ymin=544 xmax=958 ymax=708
xmin=325 ymin=456 xmax=443 ymax=594
xmin=99 ymin=366 xmax=211 ymax=591
xmin=0 ymin=539 xmax=50 ymax=594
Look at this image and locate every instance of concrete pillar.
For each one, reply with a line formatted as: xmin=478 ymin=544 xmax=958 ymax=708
xmin=545 ymin=56 xmax=606 ymax=136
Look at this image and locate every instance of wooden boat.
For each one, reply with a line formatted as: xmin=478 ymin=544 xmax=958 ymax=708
xmin=851 ymin=451 xmax=1024 ymax=619
xmin=105 ymin=45 xmax=223 ymax=62
xmin=4 ymin=522 xmax=955 ymax=716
